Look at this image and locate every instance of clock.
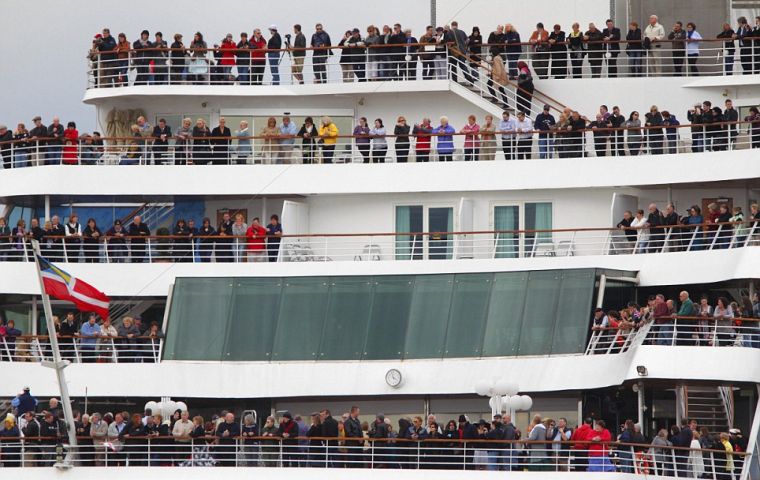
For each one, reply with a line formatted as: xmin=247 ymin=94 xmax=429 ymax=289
xmin=385 ymin=368 xmax=403 ymax=388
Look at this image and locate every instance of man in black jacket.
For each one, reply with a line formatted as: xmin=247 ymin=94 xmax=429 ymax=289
xmin=151 ymin=118 xmax=171 ymax=164
xmin=458 ymin=414 xmax=478 ymax=468
xmin=387 ymin=24 xmax=406 ymax=80
xmin=39 ymin=411 xmax=62 ymax=466
xmin=215 ymin=211 xmax=234 ymax=263
xmin=267 ymin=25 xmax=282 ymax=85
xmin=724 ymin=99 xmax=739 ymax=148
xmin=647 ymin=203 xmax=665 ymax=252
xmin=319 ymin=409 xmax=339 ymax=467
xmin=602 ymin=20 xmax=621 ymax=77
xmin=215 ymin=412 xmax=240 ymax=467
xmin=97 ymin=28 xmax=118 ymax=87
xmin=291 ymin=25 xmax=307 ymax=84
xmin=584 ymin=23 xmax=605 ymax=77
xmin=46 ymin=117 xmax=64 ymax=165
xmin=344 ymin=406 xmax=363 ymax=466
xmin=59 ymin=312 xmax=78 ymax=360
xmin=127 ymin=215 xmax=150 ymax=263
xmin=446 ymin=21 xmax=469 ymax=83
xmin=608 ymin=106 xmax=626 ymax=156
xmin=663 ymin=203 xmax=682 ymax=250
xmin=488 ymin=25 xmax=506 ymax=61
xmin=22 ymin=411 xmax=41 ymax=466
xmin=486 ymin=414 xmax=508 ymax=471
xmin=132 ymin=30 xmax=153 ymax=85
xmin=210 ymin=118 xmax=231 ymax=165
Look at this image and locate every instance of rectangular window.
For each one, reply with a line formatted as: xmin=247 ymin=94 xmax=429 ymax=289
xmin=525 ymin=202 xmax=553 ymax=255
xmin=494 ymin=205 xmax=520 ymax=258
xmin=428 ymin=207 xmax=453 ymax=260
xmin=395 ymin=205 xmax=423 ymax=260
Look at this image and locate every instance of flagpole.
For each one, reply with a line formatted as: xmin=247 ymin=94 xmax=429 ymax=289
xmin=31 ymin=240 xmax=79 ymax=467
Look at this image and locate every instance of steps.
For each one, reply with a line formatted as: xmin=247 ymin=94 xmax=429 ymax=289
xmin=686 ymin=386 xmax=731 ymax=432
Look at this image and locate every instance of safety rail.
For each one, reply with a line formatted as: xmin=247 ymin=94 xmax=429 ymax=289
xmin=586 ymin=316 xmax=760 ymax=355
xmin=1 ymin=120 xmax=759 ymax=168
xmin=0 ymin=221 xmax=757 ymax=264
xmin=0 ymin=436 xmax=750 ymax=475
xmin=85 ymin=38 xmax=760 ymax=89
xmin=0 ymin=335 xmax=162 ymax=363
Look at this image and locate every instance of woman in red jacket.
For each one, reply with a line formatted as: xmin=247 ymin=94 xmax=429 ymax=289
xmin=62 ymin=122 xmax=79 ymax=165
xmin=245 ymin=217 xmax=267 ymax=262
xmin=412 ymin=117 xmax=433 ymax=162
xmin=249 ymin=29 xmax=267 ymax=85
xmin=587 ymin=420 xmax=615 ymax=472
xmin=218 ymin=34 xmax=237 ymax=84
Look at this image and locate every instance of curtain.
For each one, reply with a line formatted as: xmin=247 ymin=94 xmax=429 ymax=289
xmin=494 ymin=206 xmax=518 ymax=258
xmin=525 ymin=202 xmax=553 ymax=254
xmin=395 ymin=206 xmax=422 ymax=260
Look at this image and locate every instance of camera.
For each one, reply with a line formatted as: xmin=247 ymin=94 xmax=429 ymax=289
xmin=285 ymin=34 xmax=291 ymax=40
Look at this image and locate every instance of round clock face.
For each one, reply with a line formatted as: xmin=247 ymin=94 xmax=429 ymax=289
xmin=385 ymin=368 xmax=402 ymax=387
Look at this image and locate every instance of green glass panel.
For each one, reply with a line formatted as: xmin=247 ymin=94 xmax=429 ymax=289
xmin=318 ymin=278 xmax=373 ymax=360
xmin=363 ymin=276 xmax=414 ymax=360
xmin=444 ymin=273 xmax=493 ymax=357
xmin=403 ymin=274 xmax=454 ymax=359
xmin=550 ymin=269 xmax=595 ymax=354
xmin=224 ymin=277 xmax=282 ymax=361
xmin=518 ymin=270 xmax=561 ymax=355
xmin=163 ymin=277 xmax=232 ymax=360
xmin=271 ymin=277 xmax=329 ymax=360
xmin=482 ymin=272 xmax=528 ymax=357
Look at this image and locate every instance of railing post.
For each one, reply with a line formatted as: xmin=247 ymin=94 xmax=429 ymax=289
xmin=709 ymin=225 xmax=722 ymax=250
xmin=147 ymin=238 xmax=153 ymax=262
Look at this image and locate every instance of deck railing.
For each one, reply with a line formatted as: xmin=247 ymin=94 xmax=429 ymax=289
xmin=0 ymin=335 xmax=162 ymax=363
xmin=1 ymin=120 xmax=758 ymax=167
xmin=1 ymin=222 xmax=757 ymax=264
xmin=585 ymin=316 xmax=760 ymax=355
xmin=85 ymin=38 xmax=760 ymax=89
xmin=0 ymin=436 xmax=750 ymax=475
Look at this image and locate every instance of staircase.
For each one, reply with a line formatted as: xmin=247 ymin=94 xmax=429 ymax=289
xmin=120 ymin=202 xmax=175 ymax=230
xmin=108 ymin=299 xmax=162 ymax=323
xmin=0 ymin=398 xmax=13 ymax=418
xmin=686 ymin=386 xmax=733 ymax=432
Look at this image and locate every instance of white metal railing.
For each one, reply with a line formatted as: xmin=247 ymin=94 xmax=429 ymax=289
xmin=2 ymin=122 xmax=758 ymax=168
xmin=0 ymin=336 xmax=162 ymax=363
xmin=85 ymin=40 xmax=760 ymax=89
xmin=586 ymin=316 xmax=760 ymax=355
xmin=0 ymin=437 xmax=749 ymax=475
xmin=1 ymin=221 xmax=757 ymax=264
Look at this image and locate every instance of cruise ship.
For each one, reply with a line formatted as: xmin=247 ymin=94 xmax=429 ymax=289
xmin=1 ymin=0 xmax=760 ymax=478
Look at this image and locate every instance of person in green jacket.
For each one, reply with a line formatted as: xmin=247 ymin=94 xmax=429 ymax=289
xmin=676 ymin=291 xmax=696 ymax=345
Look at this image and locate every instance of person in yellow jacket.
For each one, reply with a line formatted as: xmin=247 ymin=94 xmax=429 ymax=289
xmin=318 ymin=116 xmax=339 ymax=163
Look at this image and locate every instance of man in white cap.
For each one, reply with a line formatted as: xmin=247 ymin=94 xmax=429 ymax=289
xmin=268 ymin=25 xmax=282 ymax=84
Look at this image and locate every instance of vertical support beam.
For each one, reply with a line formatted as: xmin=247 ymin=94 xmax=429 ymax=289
xmin=430 ymin=0 xmax=436 ymax=28
xmin=31 ymin=296 xmax=38 ymax=336
xmin=666 ymin=185 xmax=673 ymax=206
xmin=596 ymin=274 xmax=607 ymax=308
xmin=423 ymin=395 xmax=430 ymax=419
xmin=262 ymin=197 xmax=268 ymax=225
xmin=577 ymin=397 xmax=583 ymax=426
xmin=637 ymin=382 xmax=645 ymax=430
xmin=45 ymin=195 xmax=51 ymax=223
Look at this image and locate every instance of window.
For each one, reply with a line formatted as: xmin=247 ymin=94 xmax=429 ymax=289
xmin=494 ymin=205 xmax=519 ymax=258
xmin=525 ymin=202 xmax=553 ymax=254
xmin=395 ymin=205 xmax=423 ymax=260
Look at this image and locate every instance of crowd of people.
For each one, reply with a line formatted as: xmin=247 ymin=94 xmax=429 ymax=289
xmin=614 ymin=202 xmax=760 ymax=254
xmin=85 ymin=15 xmax=760 ymax=88
xmin=0 ymin=213 xmax=283 ymax=264
xmin=0 ymin=395 xmax=747 ymax=475
xmin=2 ymin=99 xmax=760 ymax=168
xmin=591 ymin=289 xmax=760 ymax=352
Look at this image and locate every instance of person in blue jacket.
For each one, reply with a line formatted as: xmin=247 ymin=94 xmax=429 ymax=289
xmin=435 ymin=116 xmax=456 ymax=161
xmin=661 ymin=110 xmax=680 ymax=154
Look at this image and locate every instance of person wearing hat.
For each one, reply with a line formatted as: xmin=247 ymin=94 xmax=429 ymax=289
xmin=170 ymin=34 xmax=187 ymax=84
xmin=132 ymin=29 xmax=153 ymax=85
xmin=218 ymin=34 xmax=237 ymax=84
xmin=457 ymin=414 xmax=478 ymax=467
xmin=105 ymin=219 xmax=128 ymax=262
xmin=267 ymin=25 xmax=282 ymax=85
xmin=277 ymin=411 xmax=299 ymax=466
xmin=534 ymin=105 xmax=556 ymax=159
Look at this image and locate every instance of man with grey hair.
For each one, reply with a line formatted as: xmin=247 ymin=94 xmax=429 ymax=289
xmin=46 ymin=116 xmax=64 ymax=165
xmin=675 ymin=290 xmax=696 ymax=345
xmin=644 ymin=15 xmax=665 ymax=74
xmin=90 ymin=412 xmax=109 ymax=466
xmin=127 ymin=215 xmax=150 ymax=262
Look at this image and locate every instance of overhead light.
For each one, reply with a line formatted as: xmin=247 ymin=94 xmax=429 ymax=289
xmin=636 ymin=365 xmax=648 ymax=377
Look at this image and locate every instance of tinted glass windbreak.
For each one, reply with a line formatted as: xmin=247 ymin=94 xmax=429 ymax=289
xmin=164 ymin=270 xmax=597 ymax=361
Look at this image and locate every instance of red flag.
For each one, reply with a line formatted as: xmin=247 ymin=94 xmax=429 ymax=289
xmin=38 ymin=255 xmax=110 ymax=320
